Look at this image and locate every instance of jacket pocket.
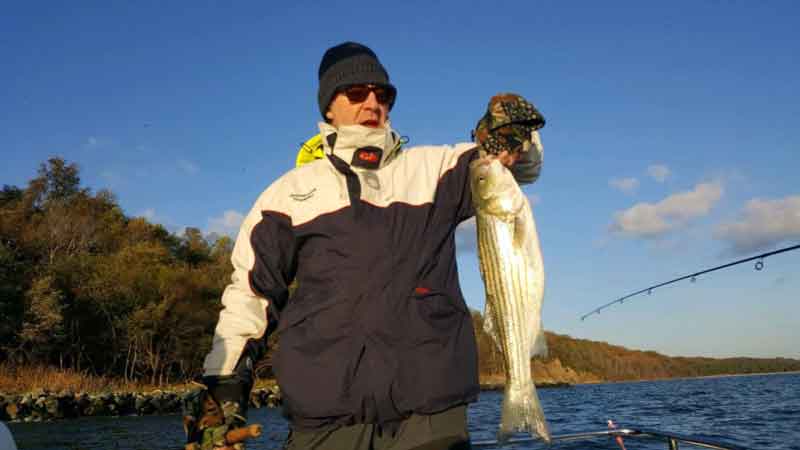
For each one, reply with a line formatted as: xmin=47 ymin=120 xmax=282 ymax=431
xmin=393 ymin=288 xmax=478 ymax=413
xmin=409 ymin=288 xmax=468 ymax=339
xmin=274 ymin=301 xmax=357 ymax=419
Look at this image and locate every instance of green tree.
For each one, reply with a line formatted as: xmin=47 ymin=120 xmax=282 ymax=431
xmin=16 ymin=275 xmax=65 ymax=363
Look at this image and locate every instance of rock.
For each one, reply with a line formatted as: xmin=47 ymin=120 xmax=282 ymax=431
xmin=114 ymin=393 xmax=135 ymax=415
xmin=84 ymin=395 xmax=108 ymax=416
xmin=45 ymin=395 xmax=61 ymax=418
xmin=146 ymin=391 xmax=180 ymax=414
xmin=56 ymin=391 xmax=77 ymax=418
xmin=5 ymin=403 xmax=18 ymax=421
xmin=75 ymin=393 xmax=91 ymax=416
xmin=134 ymin=394 xmax=148 ymax=414
xmin=19 ymin=393 xmax=33 ymax=409
xmin=135 ymin=393 xmax=155 ymax=415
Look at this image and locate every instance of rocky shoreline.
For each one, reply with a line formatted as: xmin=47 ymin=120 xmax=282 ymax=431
xmin=0 ymin=383 xmax=572 ymax=422
xmin=0 ymin=385 xmax=282 ymax=423
xmin=1 ymin=379 xmax=574 ymax=423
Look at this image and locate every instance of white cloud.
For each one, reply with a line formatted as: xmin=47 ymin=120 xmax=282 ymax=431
xmin=609 ymin=177 xmax=640 ymax=194
xmin=610 ymin=182 xmax=723 ymax=239
xmin=178 ymin=159 xmax=200 ymax=175
xmin=140 ymin=208 xmax=157 ymax=221
xmin=208 ymin=210 xmax=245 ymax=237
xmin=647 ymin=164 xmax=671 ymax=183
xmin=83 ymin=136 xmax=114 ymax=150
xmin=714 ymin=195 xmax=800 ymax=255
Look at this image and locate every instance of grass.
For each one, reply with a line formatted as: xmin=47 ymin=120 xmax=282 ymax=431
xmin=0 ymin=363 xmax=281 ymax=395
xmin=0 ymin=363 xmax=157 ymax=395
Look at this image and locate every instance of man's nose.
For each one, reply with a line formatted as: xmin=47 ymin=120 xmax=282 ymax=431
xmin=362 ymin=91 xmax=380 ymax=108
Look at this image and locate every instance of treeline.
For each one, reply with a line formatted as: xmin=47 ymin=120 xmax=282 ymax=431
xmin=0 ymin=158 xmax=230 ymax=384
xmin=2 ymin=158 xmax=798 ymax=388
xmin=473 ymin=324 xmax=800 ymax=382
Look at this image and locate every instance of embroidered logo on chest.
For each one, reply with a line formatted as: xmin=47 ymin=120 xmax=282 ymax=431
xmin=290 ymin=188 xmax=316 ymax=201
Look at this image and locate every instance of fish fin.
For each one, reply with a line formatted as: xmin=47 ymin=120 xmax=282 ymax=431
xmin=530 ymin=328 xmax=548 ymax=358
xmin=512 ymin=213 xmax=528 ymax=249
xmin=498 ymin=382 xmax=551 ymax=443
xmin=512 ymin=196 xmax=533 ymax=249
xmin=483 ymin=296 xmax=502 ymax=351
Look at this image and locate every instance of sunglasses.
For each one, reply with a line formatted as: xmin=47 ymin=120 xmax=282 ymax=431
xmin=339 ymin=84 xmax=396 ymax=105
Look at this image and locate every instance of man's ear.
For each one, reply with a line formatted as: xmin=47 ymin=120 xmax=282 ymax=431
xmin=325 ymin=110 xmax=334 ymax=120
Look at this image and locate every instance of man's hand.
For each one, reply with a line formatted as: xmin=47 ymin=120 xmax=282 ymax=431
xmin=183 ymin=386 xmax=262 ymax=450
xmin=494 ymin=150 xmax=521 ymax=168
xmin=472 ymin=93 xmax=545 ymax=184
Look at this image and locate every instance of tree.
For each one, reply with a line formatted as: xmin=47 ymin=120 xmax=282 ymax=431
xmin=177 ymin=227 xmax=211 ymax=266
xmin=27 ymin=158 xmax=84 ymax=208
xmin=16 ymin=275 xmax=65 ymax=363
xmin=0 ymin=242 xmax=25 ymax=358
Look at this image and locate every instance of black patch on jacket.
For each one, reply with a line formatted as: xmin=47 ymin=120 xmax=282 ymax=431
xmin=351 ymin=146 xmax=382 ymax=169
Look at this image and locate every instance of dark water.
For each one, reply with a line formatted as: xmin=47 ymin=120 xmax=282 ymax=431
xmin=7 ymin=373 xmax=799 ymax=450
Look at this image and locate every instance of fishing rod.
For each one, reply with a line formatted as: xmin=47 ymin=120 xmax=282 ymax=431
xmin=580 ymin=243 xmax=800 ymax=321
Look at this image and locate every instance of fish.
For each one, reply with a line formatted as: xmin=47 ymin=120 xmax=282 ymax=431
xmin=469 ymin=156 xmax=550 ymax=443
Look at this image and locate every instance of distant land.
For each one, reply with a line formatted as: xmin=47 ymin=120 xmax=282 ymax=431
xmin=472 ymin=315 xmax=800 ymax=387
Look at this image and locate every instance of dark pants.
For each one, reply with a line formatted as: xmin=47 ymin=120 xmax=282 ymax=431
xmin=283 ymin=405 xmax=471 ymax=450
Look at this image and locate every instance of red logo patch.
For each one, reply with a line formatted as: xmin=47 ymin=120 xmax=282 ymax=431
xmin=359 ymin=151 xmax=379 ymax=163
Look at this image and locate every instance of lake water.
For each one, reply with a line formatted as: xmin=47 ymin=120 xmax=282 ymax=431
xmin=7 ymin=373 xmax=799 ymax=450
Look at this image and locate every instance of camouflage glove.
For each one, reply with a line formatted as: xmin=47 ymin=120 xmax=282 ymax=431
xmin=182 ymin=384 xmax=261 ymax=450
xmin=473 ymin=93 xmax=545 ymax=184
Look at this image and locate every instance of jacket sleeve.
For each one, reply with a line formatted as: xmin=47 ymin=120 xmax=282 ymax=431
xmin=435 ymin=144 xmax=480 ymax=223
xmin=203 ymin=185 xmax=296 ymax=377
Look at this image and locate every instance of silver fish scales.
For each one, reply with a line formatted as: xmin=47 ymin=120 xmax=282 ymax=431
xmin=469 ymin=156 xmax=550 ymax=443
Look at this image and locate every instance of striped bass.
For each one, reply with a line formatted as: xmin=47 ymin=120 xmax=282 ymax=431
xmin=469 ymin=156 xmax=550 ymax=443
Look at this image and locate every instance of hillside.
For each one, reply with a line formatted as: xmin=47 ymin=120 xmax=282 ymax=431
xmin=472 ymin=310 xmax=800 ymax=385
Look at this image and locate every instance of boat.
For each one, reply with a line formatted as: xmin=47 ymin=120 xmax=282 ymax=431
xmin=472 ymin=424 xmax=748 ymax=449
xmin=0 ymin=421 xmax=18 ymax=450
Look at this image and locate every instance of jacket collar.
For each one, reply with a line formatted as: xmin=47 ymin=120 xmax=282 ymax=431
xmin=318 ymin=122 xmax=402 ymax=170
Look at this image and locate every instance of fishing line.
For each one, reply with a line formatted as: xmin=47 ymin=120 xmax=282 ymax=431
xmin=580 ymin=243 xmax=800 ymax=321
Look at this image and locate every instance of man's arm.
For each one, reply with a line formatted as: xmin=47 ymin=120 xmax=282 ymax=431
xmin=185 ymin=186 xmax=296 ymax=447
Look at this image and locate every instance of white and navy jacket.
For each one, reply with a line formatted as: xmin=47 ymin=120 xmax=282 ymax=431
xmin=204 ymin=122 xmax=540 ymax=429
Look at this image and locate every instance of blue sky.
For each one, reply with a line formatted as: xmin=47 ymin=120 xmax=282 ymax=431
xmin=2 ymin=2 xmax=798 ymax=358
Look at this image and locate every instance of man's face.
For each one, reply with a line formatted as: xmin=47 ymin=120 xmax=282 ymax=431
xmin=325 ymin=84 xmax=392 ymax=128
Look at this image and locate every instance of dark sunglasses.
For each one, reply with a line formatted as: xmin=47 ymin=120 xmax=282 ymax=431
xmin=339 ymin=84 xmax=396 ymax=105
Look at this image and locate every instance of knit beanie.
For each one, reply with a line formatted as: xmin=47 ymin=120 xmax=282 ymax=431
xmin=318 ymin=42 xmax=396 ymax=118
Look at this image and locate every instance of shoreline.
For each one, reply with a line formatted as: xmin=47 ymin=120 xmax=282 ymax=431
xmin=560 ymin=369 xmax=800 ymax=386
xmin=3 ymin=371 xmax=797 ymax=423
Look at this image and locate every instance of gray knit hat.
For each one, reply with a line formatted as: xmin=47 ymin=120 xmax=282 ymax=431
xmin=317 ymin=42 xmax=396 ymax=118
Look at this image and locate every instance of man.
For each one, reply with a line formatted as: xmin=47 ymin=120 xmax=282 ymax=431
xmin=187 ymin=42 xmax=545 ymax=450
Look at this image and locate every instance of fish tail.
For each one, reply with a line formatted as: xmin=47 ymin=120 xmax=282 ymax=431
xmin=498 ymin=382 xmax=551 ymax=443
